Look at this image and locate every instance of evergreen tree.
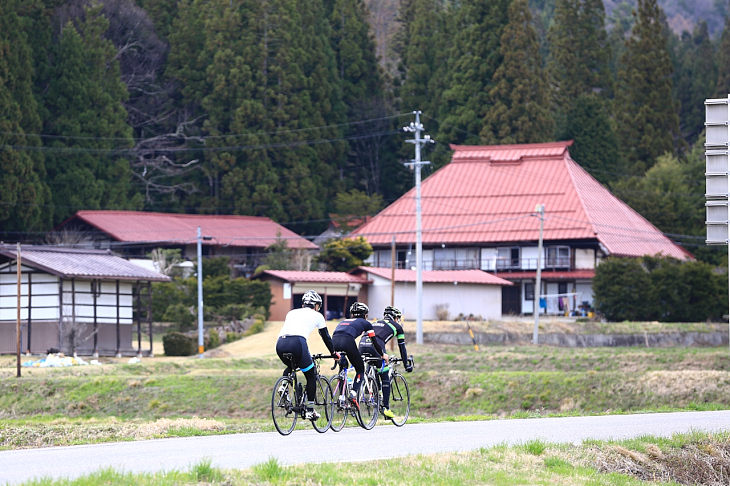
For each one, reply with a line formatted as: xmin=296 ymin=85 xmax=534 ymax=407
xmin=0 ymin=0 xmax=52 ymax=236
xmin=43 ymin=6 xmax=140 ymax=225
xmin=547 ymin=0 xmax=612 ymax=132
xmin=481 ymin=0 xmax=553 ymax=144
xmin=715 ymin=13 xmax=730 ymax=97
xmin=615 ymin=0 xmax=681 ymax=173
xmin=674 ymin=22 xmax=715 ymax=145
xmin=563 ymin=94 xmax=623 ymax=185
xmin=438 ymin=0 xmax=511 ymax=145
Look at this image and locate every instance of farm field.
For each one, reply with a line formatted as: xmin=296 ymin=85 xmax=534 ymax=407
xmin=1 ymin=319 xmax=730 ymax=450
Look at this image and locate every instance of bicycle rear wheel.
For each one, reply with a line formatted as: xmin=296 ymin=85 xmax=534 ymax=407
xmin=389 ymin=373 xmax=410 ymax=427
xmin=311 ymin=376 xmax=333 ymax=433
xmin=271 ymin=376 xmax=297 ymax=435
xmin=329 ymin=375 xmax=348 ymax=432
xmin=357 ymin=372 xmax=379 ymax=430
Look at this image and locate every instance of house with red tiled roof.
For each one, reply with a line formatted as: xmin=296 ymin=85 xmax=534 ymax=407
xmin=52 ymin=211 xmax=317 ymax=277
xmin=350 ymin=141 xmax=692 ymax=316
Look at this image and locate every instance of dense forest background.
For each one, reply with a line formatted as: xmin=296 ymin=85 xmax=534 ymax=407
xmin=1 ymin=0 xmax=729 ymax=263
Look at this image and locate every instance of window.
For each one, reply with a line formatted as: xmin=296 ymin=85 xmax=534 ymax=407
xmin=497 ymin=247 xmax=520 ymax=269
xmin=546 ymin=246 xmax=570 ymax=268
xmin=525 ymin=282 xmax=534 ymax=301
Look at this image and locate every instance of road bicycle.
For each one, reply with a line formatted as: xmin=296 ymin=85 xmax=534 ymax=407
xmin=364 ymin=355 xmax=413 ymax=427
xmin=329 ymin=351 xmax=380 ymax=431
xmin=271 ymin=353 xmax=334 ymax=436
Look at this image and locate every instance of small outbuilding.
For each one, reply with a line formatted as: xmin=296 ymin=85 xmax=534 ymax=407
xmin=252 ymin=271 xmax=371 ymax=321
xmin=0 ymin=245 xmax=170 ymax=357
xmin=352 ymin=267 xmax=513 ymax=321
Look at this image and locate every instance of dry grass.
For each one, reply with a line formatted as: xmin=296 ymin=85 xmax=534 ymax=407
xmin=632 ymin=370 xmax=730 ymax=400
xmin=587 ymin=434 xmax=730 ymax=485
xmin=134 ymin=417 xmax=225 ymax=439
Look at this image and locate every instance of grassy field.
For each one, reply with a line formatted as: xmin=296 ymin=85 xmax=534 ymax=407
xmin=16 ymin=430 xmax=730 ymax=485
xmin=1 ymin=342 xmax=730 ymax=449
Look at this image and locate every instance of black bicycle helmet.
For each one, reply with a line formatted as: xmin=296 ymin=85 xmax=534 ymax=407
xmin=302 ymin=290 xmax=322 ymax=308
xmin=350 ymin=301 xmax=369 ymax=318
xmin=383 ymin=305 xmax=402 ymax=321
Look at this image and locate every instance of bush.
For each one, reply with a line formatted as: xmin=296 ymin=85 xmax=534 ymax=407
xmin=244 ymin=316 xmax=266 ymax=336
xmin=162 ymin=303 xmax=195 ymax=330
xmin=207 ymin=329 xmax=221 ymax=349
xmin=162 ymin=332 xmax=196 ymax=356
xmin=594 ymin=256 xmax=728 ymax=322
xmin=226 ymin=331 xmax=243 ymax=343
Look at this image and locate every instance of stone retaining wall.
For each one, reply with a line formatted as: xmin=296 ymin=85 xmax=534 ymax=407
xmin=405 ymin=331 xmax=730 ymax=347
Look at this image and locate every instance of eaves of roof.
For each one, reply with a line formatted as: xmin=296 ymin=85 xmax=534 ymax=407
xmin=0 ymin=245 xmax=170 ymax=282
xmin=494 ymin=269 xmax=596 ymax=280
xmin=254 ymin=270 xmax=371 ymax=284
xmin=356 ymin=266 xmax=513 ymax=286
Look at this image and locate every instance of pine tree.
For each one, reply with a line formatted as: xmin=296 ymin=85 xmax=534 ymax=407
xmin=480 ymin=0 xmax=553 ymax=144
xmin=563 ymin=94 xmax=623 ymax=185
xmin=615 ymin=0 xmax=681 ymax=173
xmin=674 ymin=22 xmax=715 ymax=145
xmin=716 ymin=13 xmax=730 ymax=97
xmin=0 ymin=0 xmax=52 ymax=236
xmin=547 ymin=0 xmax=613 ymax=132
xmin=43 ymin=6 xmax=139 ymax=225
xmin=438 ymin=0 xmax=511 ymax=145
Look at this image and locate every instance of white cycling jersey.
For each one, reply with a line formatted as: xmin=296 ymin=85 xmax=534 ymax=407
xmin=277 ymin=307 xmax=326 ymax=338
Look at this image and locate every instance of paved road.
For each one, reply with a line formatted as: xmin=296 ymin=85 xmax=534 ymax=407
xmin=2 ymin=410 xmax=730 ymax=485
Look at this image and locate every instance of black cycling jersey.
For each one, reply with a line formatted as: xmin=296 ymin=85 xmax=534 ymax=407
xmin=333 ymin=317 xmax=374 ymax=340
xmin=359 ymin=317 xmax=409 ymax=363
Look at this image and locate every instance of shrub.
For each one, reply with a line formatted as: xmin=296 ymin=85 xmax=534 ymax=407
xmin=162 ymin=303 xmax=195 ymax=330
xmin=162 ymin=332 xmax=196 ymax=356
xmin=207 ymin=329 xmax=221 ymax=349
xmin=226 ymin=331 xmax=243 ymax=343
xmin=245 ymin=316 xmax=266 ymax=336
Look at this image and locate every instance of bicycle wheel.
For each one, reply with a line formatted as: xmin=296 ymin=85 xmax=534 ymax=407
xmin=311 ymin=376 xmax=333 ymax=433
xmin=389 ymin=372 xmax=410 ymax=427
xmin=271 ymin=376 xmax=297 ymax=435
xmin=329 ymin=375 xmax=348 ymax=432
xmin=357 ymin=372 xmax=379 ymax=430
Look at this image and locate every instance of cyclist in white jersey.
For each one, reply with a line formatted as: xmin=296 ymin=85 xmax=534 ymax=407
xmin=276 ymin=290 xmax=336 ymax=420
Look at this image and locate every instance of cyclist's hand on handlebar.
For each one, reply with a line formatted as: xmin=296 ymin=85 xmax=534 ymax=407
xmin=382 ymin=353 xmax=389 ymax=363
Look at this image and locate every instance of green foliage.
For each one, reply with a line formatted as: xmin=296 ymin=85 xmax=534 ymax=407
xmin=162 ymin=303 xmax=195 ymax=331
xmin=563 ymin=94 xmax=623 ymax=184
xmin=261 ymin=236 xmax=293 ymax=271
xmin=207 ymin=329 xmax=220 ymax=349
xmin=203 ymin=277 xmax=272 ymax=318
xmin=151 ymin=281 xmax=191 ymax=322
xmin=615 ymin=0 xmax=683 ymax=172
xmin=244 ymin=316 xmax=266 ymax=336
xmin=594 ymin=257 xmax=728 ymax=322
xmin=0 ymin=0 xmax=52 ymax=235
xmin=480 ymin=0 xmax=553 ymax=144
xmin=333 ymin=189 xmax=383 ymax=219
xmin=162 ymin=332 xmax=196 ymax=356
xmin=253 ymin=457 xmax=288 ymax=482
xmin=201 ymin=257 xmax=230 ymax=279
xmin=316 ymin=236 xmax=373 ymax=271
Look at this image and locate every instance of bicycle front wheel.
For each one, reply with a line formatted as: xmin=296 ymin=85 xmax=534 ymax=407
xmin=389 ymin=373 xmax=410 ymax=427
xmin=312 ymin=376 xmax=333 ymax=433
xmin=271 ymin=376 xmax=297 ymax=435
xmin=357 ymin=372 xmax=379 ymax=430
xmin=329 ymin=375 xmax=348 ymax=432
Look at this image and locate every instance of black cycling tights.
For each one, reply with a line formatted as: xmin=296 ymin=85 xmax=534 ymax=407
xmin=276 ymin=336 xmax=317 ymax=403
xmin=332 ymin=334 xmax=364 ymax=394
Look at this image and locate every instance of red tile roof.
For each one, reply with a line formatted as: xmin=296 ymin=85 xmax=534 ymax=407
xmin=356 ymin=267 xmax=513 ymax=286
xmin=351 ymin=141 xmax=690 ymax=260
xmin=255 ymin=270 xmax=370 ymax=284
xmin=494 ymin=270 xmax=596 ymax=280
xmin=64 ymin=211 xmax=317 ymax=250
xmin=0 ymin=245 xmax=170 ymax=281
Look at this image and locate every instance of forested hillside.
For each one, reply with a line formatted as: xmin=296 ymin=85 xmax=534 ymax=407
xmin=1 ymin=0 xmax=728 ymax=263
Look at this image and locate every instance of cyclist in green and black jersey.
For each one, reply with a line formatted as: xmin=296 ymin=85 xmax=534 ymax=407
xmin=359 ymin=305 xmax=413 ymax=418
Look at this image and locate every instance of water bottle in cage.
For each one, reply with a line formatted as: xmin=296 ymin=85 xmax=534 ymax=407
xmin=296 ymin=383 xmax=303 ymax=402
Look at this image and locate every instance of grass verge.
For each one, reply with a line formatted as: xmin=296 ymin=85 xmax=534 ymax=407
xmin=18 ymin=431 xmax=730 ymax=485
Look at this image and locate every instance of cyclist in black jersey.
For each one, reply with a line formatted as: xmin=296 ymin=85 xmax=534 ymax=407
xmin=332 ymin=302 xmax=386 ymax=410
xmin=359 ymin=305 xmax=413 ymax=418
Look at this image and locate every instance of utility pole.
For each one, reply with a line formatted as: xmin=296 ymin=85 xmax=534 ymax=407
xmin=197 ymin=227 xmax=204 ymax=358
xmin=533 ymin=204 xmax=545 ymax=345
xmin=403 ymin=111 xmax=433 ymax=345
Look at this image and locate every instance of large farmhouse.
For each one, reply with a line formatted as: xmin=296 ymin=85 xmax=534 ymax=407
xmin=52 ymin=211 xmax=318 ymax=277
xmin=351 ymin=141 xmax=691 ymax=316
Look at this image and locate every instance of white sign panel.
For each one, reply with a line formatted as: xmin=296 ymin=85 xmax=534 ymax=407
xmin=705 ymin=97 xmax=730 ymax=245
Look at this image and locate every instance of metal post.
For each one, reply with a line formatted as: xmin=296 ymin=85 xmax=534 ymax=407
xmin=16 ymin=243 xmax=21 ymax=378
xmin=403 ymin=111 xmax=433 ymax=345
xmin=390 ymin=235 xmax=396 ymax=306
xmin=197 ymin=226 xmax=205 ymax=357
xmin=533 ymin=204 xmax=545 ymax=345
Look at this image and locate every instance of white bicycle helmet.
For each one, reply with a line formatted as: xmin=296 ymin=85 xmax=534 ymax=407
xmin=302 ymin=290 xmax=322 ymax=308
